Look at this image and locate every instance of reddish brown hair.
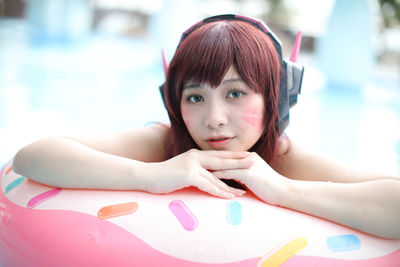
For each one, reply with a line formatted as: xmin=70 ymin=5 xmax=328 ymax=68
xmin=163 ymin=20 xmax=281 ymax=163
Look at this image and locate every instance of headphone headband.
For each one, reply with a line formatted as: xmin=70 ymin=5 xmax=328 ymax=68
xmin=178 ymin=14 xmax=283 ymax=58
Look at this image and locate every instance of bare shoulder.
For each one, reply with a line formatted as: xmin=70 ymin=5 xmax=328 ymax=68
xmin=270 ymin=137 xmax=345 ymax=181
xmin=68 ymin=123 xmax=170 ymax=162
xmin=271 ymin=136 xmax=398 ymax=182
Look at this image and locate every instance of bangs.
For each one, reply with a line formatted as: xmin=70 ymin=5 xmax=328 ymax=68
xmin=167 ymin=20 xmax=280 ymax=103
xmin=176 ymin=22 xmax=234 ymax=88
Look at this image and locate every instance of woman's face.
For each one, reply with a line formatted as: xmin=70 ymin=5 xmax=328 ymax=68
xmin=180 ymin=65 xmax=265 ymax=151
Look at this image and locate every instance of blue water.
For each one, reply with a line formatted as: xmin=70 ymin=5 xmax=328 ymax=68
xmin=0 ymin=18 xmax=399 ymax=175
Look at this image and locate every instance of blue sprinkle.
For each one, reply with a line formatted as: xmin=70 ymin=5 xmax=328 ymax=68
xmin=326 ymin=234 xmax=361 ymax=252
xmin=226 ymin=201 xmax=242 ymax=225
xmin=5 ymin=176 xmax=26 ymax=194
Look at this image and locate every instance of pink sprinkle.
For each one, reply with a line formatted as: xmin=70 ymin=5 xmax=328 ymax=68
xmin=27 ymin=188 xmax=62 ymax=209
xmin=169 ymin=200 xmax=198 ymax=231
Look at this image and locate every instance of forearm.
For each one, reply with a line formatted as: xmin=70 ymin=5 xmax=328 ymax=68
xmin=280 ymin=177 xmax=400 ymax=239
xmin=13 ymin=137 xmax=147 ymax=190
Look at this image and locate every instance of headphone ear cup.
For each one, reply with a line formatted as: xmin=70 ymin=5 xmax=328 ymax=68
xmin=277 ymin=60 xmax=304 ymax=135
xmin=287 ymin=61 xmax=304 ymax=108
xmin=278 ymin=61 xmax=290 ymax=135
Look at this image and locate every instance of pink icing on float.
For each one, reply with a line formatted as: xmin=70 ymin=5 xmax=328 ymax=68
xmin=1 ymin=159 xmax=400 ymax=266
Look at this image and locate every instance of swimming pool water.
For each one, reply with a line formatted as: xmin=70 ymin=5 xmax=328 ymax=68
xmin=1 ymin=18 xmax=399 ymax=175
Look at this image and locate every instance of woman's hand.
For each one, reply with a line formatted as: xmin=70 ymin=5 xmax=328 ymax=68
xmin=213 ymin=152 xmax=289 ymax=205
xmin=141 ymin=149 xmax=251 ymax=199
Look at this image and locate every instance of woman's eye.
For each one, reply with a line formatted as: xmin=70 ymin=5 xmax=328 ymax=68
xmin=227 ymin=90 xmax=246 ymax=99
xmin=187 ymin=95 xmax=204 ymax=103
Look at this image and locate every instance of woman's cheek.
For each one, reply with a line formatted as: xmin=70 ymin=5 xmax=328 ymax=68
xmin=241 ymin=107 xmax=263 ymax=129
xmin=181 ymin=105 xmax=191 ymax=128
xmin=242 ymin=115 xmax=262 ymax=128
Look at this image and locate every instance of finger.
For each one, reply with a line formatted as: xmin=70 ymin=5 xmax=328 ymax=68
xmin=200 ymin=156 xmax=253 ymax=172
xmin=212 ymin=169 xmax=247 ymax=184
xmin=193 ymin=177 xmax=236 ymax=199
xmin=200 ymin=169 xmax=246 ymax=196
xmin=202 ymin=150 xmax=250 ymax=159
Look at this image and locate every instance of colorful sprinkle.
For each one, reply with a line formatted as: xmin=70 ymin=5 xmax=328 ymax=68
xmin=326 ymin=234 xmax=361 ymax=252
xmin=5 ymin=176 xmax=26 ymax=194
xmin=258 ymin=237 xmax=308 ymax=267
xmin=226 ymin=201 xmax=242 ymax=225
xmin=97 ymin=202 xmax=139 ymax=220
xmin=5 ymin=166 xmax=12 ymax=175
xmin=169 ymin=200 xmax=198 ymax=231
xmin=27 ymin=188 xmax=62 ymax=209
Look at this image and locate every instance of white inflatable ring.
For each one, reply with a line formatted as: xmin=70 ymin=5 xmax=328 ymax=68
xmin=1 ymin=158 xmax=400 ymax=266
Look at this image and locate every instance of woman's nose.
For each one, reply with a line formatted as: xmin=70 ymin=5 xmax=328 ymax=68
xmin=204 ymin=100 xmax=228 ymax=129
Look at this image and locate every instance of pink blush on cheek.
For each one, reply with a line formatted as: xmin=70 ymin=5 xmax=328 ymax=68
xmin=183 ymin=119 xmax=190 ymax=128
xmin=242 ymin=107 xmax=263 ymax=128
xmin=244 ymin=107 xmax=260 ymax=115
xmin=242 ymin=115 xmax=262 ymax=128
xmin=181 ymin=109 xmax=191 ymax=128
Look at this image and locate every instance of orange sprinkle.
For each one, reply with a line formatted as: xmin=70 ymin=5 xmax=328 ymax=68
xmin=97 ymin=202 xmax=138 ymax=220
xmin=5 ymin=166 xmax=12 ymax=175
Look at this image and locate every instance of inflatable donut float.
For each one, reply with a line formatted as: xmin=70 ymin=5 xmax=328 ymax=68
xmin=1 ymin=158 xmax=400 ymax=266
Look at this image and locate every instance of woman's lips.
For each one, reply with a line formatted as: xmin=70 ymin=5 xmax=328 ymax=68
xmin=207 ymin=137 xmax=233 ymax=148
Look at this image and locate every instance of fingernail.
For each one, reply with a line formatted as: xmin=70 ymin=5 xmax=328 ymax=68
xmin=245 ymin=158 xmax=254 ymax=167
xmin=225 ymin=193 xmax=235 ymax=199
xmin=236 ymin=190 xmax=246 ymax=196
xmin=239 ymin=151 xmax=250 ymax=156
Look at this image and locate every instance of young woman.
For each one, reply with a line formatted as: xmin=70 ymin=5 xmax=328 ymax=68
xmin=13 ymin=14 xmax=400 ymax=239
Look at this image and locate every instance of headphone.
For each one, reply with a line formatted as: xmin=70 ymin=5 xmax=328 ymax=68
xmin=159 ymin=14 xmax=304 ymax=135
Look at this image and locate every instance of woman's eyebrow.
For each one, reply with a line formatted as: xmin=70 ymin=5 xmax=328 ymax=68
xmin=221 ymin=78 xmax=244 ymax=84
xmin=183 ymin=84 xmax=201 ymax=90
xmin=183 ymin=78 xmax=245 ymax=90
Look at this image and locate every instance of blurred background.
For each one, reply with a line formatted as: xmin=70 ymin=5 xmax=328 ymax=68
xmin=0 ymin=0 xmax=399 ymax=175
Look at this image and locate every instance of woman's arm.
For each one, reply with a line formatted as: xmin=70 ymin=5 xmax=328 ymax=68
xmin=273 ymin=141 xmax=400 ymax=238
xmin=12 ymin=125 xmax=247 ymax=198
xmin=281 ymin=175 xmax=400 ymax=239
xmin=214 ymin=139 xmax=400 ymax=239
xmin=12 ymin=124 xmax=169 ymax=190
